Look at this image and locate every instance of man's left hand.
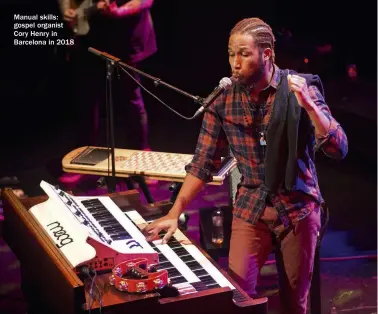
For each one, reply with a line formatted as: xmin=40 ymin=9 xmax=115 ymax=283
xmin=287 ymin=74 xmax=314 ymax=110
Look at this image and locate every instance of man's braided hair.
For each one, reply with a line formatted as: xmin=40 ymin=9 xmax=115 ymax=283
xmin=230 ymin=18 xmax=276 ymax=62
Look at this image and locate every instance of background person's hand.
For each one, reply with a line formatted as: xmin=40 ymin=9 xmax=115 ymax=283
xmin=63 ymin=9 xmax=77 ymax=23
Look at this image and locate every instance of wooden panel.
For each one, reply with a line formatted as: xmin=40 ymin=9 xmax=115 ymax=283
xmin=2 ymin=189 xmax=85 ymax=314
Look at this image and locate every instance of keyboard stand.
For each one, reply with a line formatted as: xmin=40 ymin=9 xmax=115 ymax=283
xmin=124 ymin=175 xmax=155 ymax=204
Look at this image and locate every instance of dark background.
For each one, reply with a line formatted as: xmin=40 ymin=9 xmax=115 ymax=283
xmin=1 ymin=0 xmax=377 ymax=251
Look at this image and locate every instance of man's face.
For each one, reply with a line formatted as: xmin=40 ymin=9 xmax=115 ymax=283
xmin=228 ymin=33 xmax=265 ymax=86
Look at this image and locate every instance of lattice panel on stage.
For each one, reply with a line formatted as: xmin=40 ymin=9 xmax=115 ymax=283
xmin=120 ymin=151 xmax=193 ymax=176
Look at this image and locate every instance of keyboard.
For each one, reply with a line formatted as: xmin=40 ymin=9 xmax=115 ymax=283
xmin=29 ymin=181 xmax=158 ymax=270
xmin=5 ymin=181 xmax=268 ymax=314
xmin=125 ymin=210 xmax=248 ymax=303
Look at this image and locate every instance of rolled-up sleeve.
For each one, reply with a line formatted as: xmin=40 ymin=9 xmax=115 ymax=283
xmin=309 ymin=85 xmax=348 ymax=159
xmin=185 ymin=102 xmax=226 ymax=183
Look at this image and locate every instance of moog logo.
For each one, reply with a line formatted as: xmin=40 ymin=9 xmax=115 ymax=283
xmin=47 ymin=221 xmax=74 ymax=249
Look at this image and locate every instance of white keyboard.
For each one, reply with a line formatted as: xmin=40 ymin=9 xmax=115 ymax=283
xmin=30 ymin=181 xmax=158 ymax=269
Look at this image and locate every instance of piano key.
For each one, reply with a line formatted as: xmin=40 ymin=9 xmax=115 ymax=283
xmin=111 ymin=234 xmax=133 ymax=241
xmin=170 ymin=276 xmax=188 ymax=285
xmin=98 ymin=219 xmax=119 ymax=226
xmin=81 ymin=199 xmax=102 ymax=204
xmin=92 ymin=210 xmax=113 ymax=218
xmin=108 ymin=231 xmax=131 ymax=238
xmin=157 ymin=230 xmax=251 ymax=303
xmin=171 ymin=247 xmax=190 ymax=257
xmin=185 ymin=260 xmax=203 ymax=271
xmin=200 ymin=275 xmax=218 ymax=286
xmin=155 ymin=261 xmax=174 ymax=270
xmin=232 ymin=289 xmax=248 ymax=302
xmin=172 ymin=231 xmax=236 ymax=290
xmin=166 ymin=268 xmax=181 ymax=278
xmin=172 ymin=282 xmax=197 ymax=295
xmin=157 ymin=254 xmax=168 ymax=262
xmin=86 ymin=205 xmax=107 ymax=211
xmin=92 ymin=212 xmax=113 ymax=218
xmin=180 ymin=255 xmax=196 ymax=263
xmin=125 ymin=210 xmax=248 ymax=301
xmin=193 ymin=269 xmax=209 ymax=277
xmin=104 ymin=225 xmax=125 ymax=232
xmin=191 ymin=281 xmax=208 ymax=291
xmin=153 ymin=240 xmax=200 ymax=284
xmin=80 ymin=199 xmax=137 ymax=244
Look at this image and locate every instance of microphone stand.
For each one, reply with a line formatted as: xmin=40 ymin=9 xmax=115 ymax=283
xmin=105 ymin=58 xmax=117 ymax=193
xmin=88 ymin=47 xmax=204 ymax=193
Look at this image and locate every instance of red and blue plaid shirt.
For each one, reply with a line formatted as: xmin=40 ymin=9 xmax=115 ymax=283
xmin=186 ymin=65 xmax=348 ymax=225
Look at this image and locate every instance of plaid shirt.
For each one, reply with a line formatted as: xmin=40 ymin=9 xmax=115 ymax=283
xmin=186 ymin=65 xmax=348 ymax=225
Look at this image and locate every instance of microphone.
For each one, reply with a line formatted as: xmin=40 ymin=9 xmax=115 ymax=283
xmin=193 ymin=77 xmax=233 ymax=118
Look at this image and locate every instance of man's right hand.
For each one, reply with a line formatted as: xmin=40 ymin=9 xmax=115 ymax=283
xmin=63 ymin=9 xmax=77 ymax=23
xmin=143 ymin=213 xmax=179 ymax=244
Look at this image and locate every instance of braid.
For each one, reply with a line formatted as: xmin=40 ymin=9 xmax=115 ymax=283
xmin=231 ymin=18 xmax=276 ymax=62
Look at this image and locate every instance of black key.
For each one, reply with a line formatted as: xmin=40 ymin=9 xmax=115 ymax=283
xmin=104 ymin=226 xmax=125 ymax=233
xmin=99 ymin=219 xmax=119 ymax=226
xmin=88 ymin=209 xmax=109 ymax=216
xmin=193 ymin=269 xmax=209 ymax=277
xmin=82 ymin=200 xmax=103 ymax=206
xmin=170 ymin=276 xmax=187 ymax=285
xmin=191 ymin=281 xmax=208 ymax=291
xmin=96 ymin=217 xmax=116 ymax=223
xmin=103 ymin=223 xmax=123 ymax=230
xmin=111 ymin=234 xmax=132 ymax=241
xmin=171 ymin=247 xmax=190 ymax=257
xmin=157 ymin=254 xmax=168 ymax=263
xmin=156 ymin=261 xmax=174 ymax=269
xmin=83 ymin=205 xmax=104 ymax=210
xmin=200 ymin=275 xmax=217 ymax=285
xmin=86 ymin=206 xmax=107 ymax=213
xmin=108 ymin=231 xmax=130 ymax=238
xmin=181 ymin=255 xmax=196 ymax=263
xmin=92 ymin=212 xmax=113 ymax=219
xmin=232 ymin=289 xmax=248 ymax=302
xmin=166 ymin=239 xmax=181 ymax=249
xmin=166 ymin=238 xmax=181 ymax=245
xmin=167 ymin=268 xmax=181 ymax=278
xmin=185 ymin=260 xmax=203 ymax=270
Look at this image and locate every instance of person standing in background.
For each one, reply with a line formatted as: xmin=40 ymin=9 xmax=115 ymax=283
xmin=58 ymin=0 xmax=157 ymax=183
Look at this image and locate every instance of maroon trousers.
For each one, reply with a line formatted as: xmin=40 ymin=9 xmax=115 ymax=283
xmin=228 ymin=206 xmax=320 ymax=314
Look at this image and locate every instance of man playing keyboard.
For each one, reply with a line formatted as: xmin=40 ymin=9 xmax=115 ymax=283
xmin=143 ymin=17 xmax=348 ymax=314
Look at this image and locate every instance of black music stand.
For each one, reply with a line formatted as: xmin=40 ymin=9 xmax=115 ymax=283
xmin=91 ymin=51 xmax=155 ymax=196
xmin=104 ymin=59 xmax=117 ymax=193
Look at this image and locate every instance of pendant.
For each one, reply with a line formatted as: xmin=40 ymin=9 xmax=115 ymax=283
xmin=259 ymin=132 xmax=266 ymax=146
